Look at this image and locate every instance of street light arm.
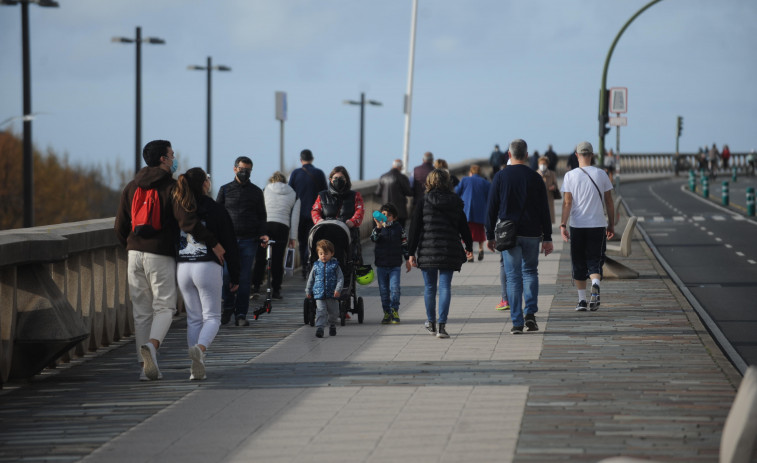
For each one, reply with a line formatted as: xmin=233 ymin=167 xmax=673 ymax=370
xmin=214 ymin=65 xmax=232 ymax=72
xmin=143 ymin=37 xmax=165 ymax=44
xmin=368 ymin=100 xmax=383 ymax=106
xmin=111 ymin=37 xmax=135 ymax=43
xmin=343 ymin=100 xmax=360 ymax=105
xmin=187 ymin=65 xmax=207 ymax=70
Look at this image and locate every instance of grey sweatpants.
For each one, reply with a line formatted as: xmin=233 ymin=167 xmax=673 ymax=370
xmin=315 ymin=298 xmax=339 ymax=328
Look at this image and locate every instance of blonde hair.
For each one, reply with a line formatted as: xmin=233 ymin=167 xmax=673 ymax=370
xmin=425 ymin=168 xmax=451 ymax=192
xmin=434 ymin=159 xmax=449 ymax=169
xmin=269 ymin=171 xmax=287 ymax=184
xmin=538 ymin=157 xmax=549 ymax=165
xmin=316 ymin=239 xmax=335 ymax=255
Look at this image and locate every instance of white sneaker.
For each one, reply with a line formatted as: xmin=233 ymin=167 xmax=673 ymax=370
xmin=140 ymin=343 xmax=161 ymax=381
xmin=139 ymin=369 xmax=163 ymax=381
xmin=188 ymin=345 xmax=206 ymax=381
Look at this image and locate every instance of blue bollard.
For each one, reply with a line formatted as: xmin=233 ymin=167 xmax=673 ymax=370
xmin=688 ymin=170 xmax=696 ymax=192
xmin=747 ymin=187 xmax=755 ymax=217
xmin=732 ymin=166 xmax=737 ymax=182
xmin=722 ymin=181 xmax=729 ymax=206
xmin=702 ymin=177 xmax=709 ymax=198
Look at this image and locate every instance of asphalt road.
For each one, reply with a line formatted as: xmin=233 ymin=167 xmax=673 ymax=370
xmin=620 ymin=177 xmax=757 ymax=372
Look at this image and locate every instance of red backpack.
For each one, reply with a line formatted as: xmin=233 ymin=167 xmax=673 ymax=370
xmin=131 ymin=187 xmax=162 ymax=237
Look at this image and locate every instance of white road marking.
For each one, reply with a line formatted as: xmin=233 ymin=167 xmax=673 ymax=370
xmin=692 ymin=216 xmax=705 ymax=221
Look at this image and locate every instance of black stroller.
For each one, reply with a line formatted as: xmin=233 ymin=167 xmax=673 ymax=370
xmin=303 ymin=220 xmax=364 ymax=326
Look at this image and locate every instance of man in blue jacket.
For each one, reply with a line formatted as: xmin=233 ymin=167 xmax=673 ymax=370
xmin=486 ymin=139 xmax=553 ymax=335
xmin=288 ymin=149 xmax=328 ymax=278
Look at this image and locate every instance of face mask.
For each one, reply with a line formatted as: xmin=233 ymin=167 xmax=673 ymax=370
xmin=331 ymin=176 xmax=346 ymax=192
xmin=236 ymin=169 xmax=251 ymax=183
xmin=539 ymin=164 xmax=547 ymax=172
xmin=170 ymin=157 xmax=178 ymax=174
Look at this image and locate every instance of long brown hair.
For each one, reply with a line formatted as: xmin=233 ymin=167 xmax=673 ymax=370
xmin=425 ymin=168 xmax=451 ymax=193
xmin=173 ymin=167 xmax=207 ymax=212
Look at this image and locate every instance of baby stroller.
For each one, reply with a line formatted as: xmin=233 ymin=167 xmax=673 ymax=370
xmin=303 ymin=220 xmax=364 ymax=326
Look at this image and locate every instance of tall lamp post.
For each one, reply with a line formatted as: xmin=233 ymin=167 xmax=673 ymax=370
xmin=2 ymin=0 xmax=60 ymax=228
xmin=112 ymin=27 xmax=165 ymax=175
xmin=343 ymin=93 xmax=382 ymax=181
xmin=188 ymin=57 xmax=231 ymax=176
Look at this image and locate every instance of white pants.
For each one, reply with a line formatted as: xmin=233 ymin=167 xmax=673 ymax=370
xmin=177 ymin=261 xmax=223 ymax=349
xmin=127 ymin=251 xmax=177 ymax=362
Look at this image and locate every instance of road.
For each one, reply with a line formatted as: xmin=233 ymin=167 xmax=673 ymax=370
xmin=620 ymin=177 xmax=757 ymax=371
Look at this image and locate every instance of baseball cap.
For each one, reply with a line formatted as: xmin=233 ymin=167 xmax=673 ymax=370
xmin=576 ymin=141 xmax=593 ymax=155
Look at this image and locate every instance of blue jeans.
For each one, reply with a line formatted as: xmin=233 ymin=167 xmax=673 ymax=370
xmin=421 ymin=268 xmax=454 ymax=324
xmin=375 ymin=266 xmax=401 ymax=312
xmin=502 ymin=236 xmax=541 ymax=327
xmin=499 ymin=255 xmax=507 ymax=301
xmin=223 ymin=238 xmax=256 ymax=319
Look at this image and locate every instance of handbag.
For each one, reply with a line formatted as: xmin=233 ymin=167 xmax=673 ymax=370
xmin=494 ymin=219 xmax=517 ymax=251
xmin=553 ymin=187 xmax=562 ymax=200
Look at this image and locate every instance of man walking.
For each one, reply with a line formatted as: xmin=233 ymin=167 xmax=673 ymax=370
xmin=375 ymin=159 xmax=413 ymax=227
xmin=559 ymin=141 xmax=614 ymax=311
xmin=411 ymin=151 xmax=434 ymax=211
xmin=115 ymin=139 xmax=222 ymax=381
xmin=489 ymin=144 xmax=506 ymax=179
xmin=486 ymin=139 xmax=553 ymax=334
xmin=544 ymin=144 xmax=558 ymax=172
xmin=288 ymin=149 xmax=328 ymax=277
xmin=217 ymin=156 xmax=268 ymax=326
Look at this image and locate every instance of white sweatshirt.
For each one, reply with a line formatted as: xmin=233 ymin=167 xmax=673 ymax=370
xmin=264 ymin=182 xmax=301 ymax=240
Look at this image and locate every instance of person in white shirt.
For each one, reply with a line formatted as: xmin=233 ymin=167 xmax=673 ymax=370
xmin=560 ymin=142 xmax=615 ymax=312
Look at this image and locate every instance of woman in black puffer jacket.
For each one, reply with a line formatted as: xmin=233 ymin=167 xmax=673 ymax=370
xmin=408 ymin=169 xmax=473 ymax=339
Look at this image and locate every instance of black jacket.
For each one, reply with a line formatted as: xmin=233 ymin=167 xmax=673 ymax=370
xmin=216 ymin=179 xmax=266 ymax=240
xmin=177 ymin=195 xmax=241 ymax=285
xmin=408 ymin=189 xmax=472 ymax=271
xmin=375 ymin=168 xmax=413 ymax=220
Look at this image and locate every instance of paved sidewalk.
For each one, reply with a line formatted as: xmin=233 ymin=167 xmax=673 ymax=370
xmin=0 ymin=205 xmax=741 ymax=463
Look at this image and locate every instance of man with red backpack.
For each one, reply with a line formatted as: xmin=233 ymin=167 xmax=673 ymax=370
xmin=115 ymin=140 xmax=223 ymax=381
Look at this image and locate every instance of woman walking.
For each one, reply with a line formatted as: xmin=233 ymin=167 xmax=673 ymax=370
xmin=174 ymin=168 xmax=240 ymax=380
xmin=408 ymin=169 xmax=473 ymax=338
xmin=537 ymin=157 xmax=558 ymax=224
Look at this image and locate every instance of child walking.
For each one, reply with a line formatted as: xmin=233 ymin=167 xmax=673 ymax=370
xmin=370 ymin=203 xmax=409 ymax=324
xmin=306 ymin=239 xmax=344 ymax=338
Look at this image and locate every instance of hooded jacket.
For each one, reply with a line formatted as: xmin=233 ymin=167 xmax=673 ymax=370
xmin=263 ymin=182 xmax=301 ymax=240
xmin=408 ymin=188 xmax=473 ymax=271
xmin=115 ymin=166 xmax=218 ymax=256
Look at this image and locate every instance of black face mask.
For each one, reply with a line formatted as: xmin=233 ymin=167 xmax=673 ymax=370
xmin=331 ymin=176 xmax=347 ymax=192
xmin=236 ymin=169 xmax=251 ymax=183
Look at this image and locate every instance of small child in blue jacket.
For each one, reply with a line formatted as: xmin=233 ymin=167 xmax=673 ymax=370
xmin=370 ymin=203 xmax=409 ymax=324
xmin=306 ymin=239 xmax=344 ymax=338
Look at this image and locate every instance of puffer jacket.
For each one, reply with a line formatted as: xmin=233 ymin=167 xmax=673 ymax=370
xmin=306 ymin=258 xmax=344 ymax=300
xmin=264 ymin=182 xmax=301 ymax=240
xmin=216 ymin=179 xmax=266 ymax=239
xmin=408 ymin=188 xmax=473 ymax=271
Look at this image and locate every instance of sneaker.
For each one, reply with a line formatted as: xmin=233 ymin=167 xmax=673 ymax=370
xmin=425 ymin=321 xmax=436 ymax=335
xmin=188 ymin=345 xmax=206 ymax=381
xmin=139 ymin=369 xmax=163 ymax=381
xmin=140 ymin=343 xmax=160 ymax=381
xmin=236 ymin=317 xmax=250 ymax=327
xmin=381 ymin=311 xmax=392 ymax=325
xmin=525 ymin=314 xmax=539 ymax=332
xmin=478 ymin=249 xmax=484 ymax=261
xmin=391 ymin=309 xmax=400 ymax=324
xmin=316 ymin=327 xmax=324 ymax=338
xmin=510 ymin=326 xmax=524 ymax=334
xmin=436 ymin=323 xmax=449 ymax=338
xmin=575 ymin=300 xmax=588 ymax=312
xmin=221 ymin=308 xmax=233 ymax=325
xmin=589 ymin=284 xmax=601 ymax=311
xmin=272 ymin=289 xmax=283 ymax=300
xmin=495 ymin=299 xmax=510 ymax=311
xmin=329 ymin=325 xmax=337 ymax=336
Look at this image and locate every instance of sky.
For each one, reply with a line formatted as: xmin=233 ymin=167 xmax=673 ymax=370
xmin=1 ymin=0 xmax=756 ymax=189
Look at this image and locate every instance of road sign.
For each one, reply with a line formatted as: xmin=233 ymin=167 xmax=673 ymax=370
xmin=609 ymin=116 xmax=627 ymax=127
xmin=609 ymin=87 xmax=628 ymax=113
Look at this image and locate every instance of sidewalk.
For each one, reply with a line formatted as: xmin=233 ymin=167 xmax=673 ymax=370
xmin=0 ymin=204 xmax=741 ymax=463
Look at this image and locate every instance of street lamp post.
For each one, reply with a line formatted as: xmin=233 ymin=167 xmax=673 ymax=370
xmin=2 ymin=0 xmax=60 ymax=228
xmin=343 ymin=93 xmax=382 ymax=181
xmin=188 ymin=57 xmax=231 ymax=176
xmin=112 ymin=27 xmax=165 ymax=175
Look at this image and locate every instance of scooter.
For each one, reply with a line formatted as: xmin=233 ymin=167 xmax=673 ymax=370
xmin=252 ymin=240 xmax=275 ymax=320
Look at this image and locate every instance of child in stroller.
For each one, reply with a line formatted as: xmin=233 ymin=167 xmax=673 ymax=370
xmin=303 ymin=220 xmax=365 ymax=326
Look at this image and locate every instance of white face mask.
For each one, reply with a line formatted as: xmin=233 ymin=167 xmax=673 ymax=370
xmin=539 ymin=164 xmax=547 ymax=172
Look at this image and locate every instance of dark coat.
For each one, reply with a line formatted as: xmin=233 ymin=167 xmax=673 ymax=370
xmin=408 ymin=189 xmax=473 ymax=271
xmin=485 ymin=164 xmax=552 ymax=242
xmin=375 ymin=168 xmax=413 ymax=220
xmin=544 ymin=149 xmax=558 ymax=171
xmin=411 ymin=161 xmax=434 ymax=208
xmin=115 ymin=166 xmax=218 ymax=256
xmin=216 ymin=179 xmax=267 ymax=240
xmin=288 ymin=163 xmax=327 ymax=221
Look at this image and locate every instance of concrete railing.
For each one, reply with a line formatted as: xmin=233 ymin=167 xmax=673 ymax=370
xmin=615 ymin=152 xmax=753 ymax=176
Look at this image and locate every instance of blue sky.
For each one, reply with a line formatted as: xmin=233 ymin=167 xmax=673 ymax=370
xmin=1 ymin=0 xmax=755 ymax=188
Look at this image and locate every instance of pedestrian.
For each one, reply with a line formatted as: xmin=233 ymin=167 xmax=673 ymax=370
xmin=173 ymin=167 xmax=240 ymax=381
xmin=708 ymin=143 xmax=720 ymax=177
xmin=115 ymin=140 xmax=223 ymax=381
xmin=559 ymin=141 xmax=615 ymax=312
xmin=375 ymin=158 xmax=413 ymax=227
xmin=408 ymin=169 xmax=473 ymax=339
xmin=288 ymin=149 xmax=328 ymax=278
xmin=411 ymin=151 xmax=434 ymax=210
xmin=252 ymin=171 xmax=300 ymax=300
xmin=604 ymin=149 xmax=616 ymax=184
xmin=434 ymin=158 xmax=459 ymax=189
xmin=455 ymin=164 xmax=491 ymax=261
xmin=489 ymin=144 xmax=506 ymax=179
xmin=370 ymin=203 xmax=409 ymax=325
xmin=722 ymin=144 xmax=731 ymax=169
xmin=529 ymin=150 xmax=540 ymax=171
xmin=537 ymin=157 xmax=559 ymax=224
xmin=486 ymin=139 xmax=554 ymax=334
xmin=544 ymin=144 xmax=558 ymax=172
xmin=567 ymin=149 xmax=579 ymax=171
xmin=216 ymin=156 xmax=269 ymax=327
xmin=312 ymin=165 xmax=365 ymax=265
xmin=305 ymin=239 xmax=344 ymax=338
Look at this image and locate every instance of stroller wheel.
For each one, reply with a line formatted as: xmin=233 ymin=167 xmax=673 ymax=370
xmin=357 ymin=297 xmax=364 ymax=324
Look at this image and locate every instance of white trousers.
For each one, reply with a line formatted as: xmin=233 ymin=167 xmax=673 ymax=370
xmin=177 ymin=261 xmax=223 ymax=349
xmin=127 ymin=251 xmax=177 ymax=362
